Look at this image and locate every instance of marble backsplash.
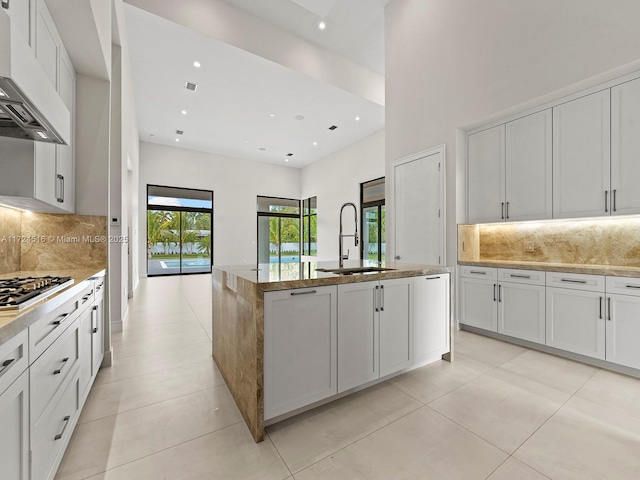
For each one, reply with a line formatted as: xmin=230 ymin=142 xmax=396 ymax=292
xmin=458 ymin=217 xmax=640 ymax=266
xmin=0 ymin=206 xmax=107 ymax=274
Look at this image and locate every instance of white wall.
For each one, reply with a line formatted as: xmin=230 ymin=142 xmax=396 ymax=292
xmin=385 ymin=0 xmax=640 ymax=267
xmin=138 ymin=142 xmax=301 ymax=274
xmin=300 ymin=130 xmax=385 ymax=261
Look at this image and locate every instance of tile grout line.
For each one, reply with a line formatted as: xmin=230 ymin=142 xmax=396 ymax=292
xmin=264 ymin=430 xmax=295 ymax=479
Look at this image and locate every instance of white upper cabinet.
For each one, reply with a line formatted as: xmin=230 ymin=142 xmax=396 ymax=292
xmin=553 ymin=90 xmax=611 ymax=219
xmin=505 ymin=109 xmax=553 ymax=221
xmin=467 ymin=125 xmax=505 ymax=223
xmin=35 ymin=0 xmax=59 ymax=90
xmin=6 ymin=0 xmax=34 ymax=47
xmin=611 ymin=77 xmax=640 ymax=216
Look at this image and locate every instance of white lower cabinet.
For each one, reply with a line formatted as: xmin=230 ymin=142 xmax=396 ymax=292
xmin=264 ymin=286 xmax=338 ymax=420
xmin=378 ymin=278 xmax=413 ymax=377
xmin=460 ymin=267 xmax=498 ymax=331
xmin=0 ymin=370 xmax=30 ymax=480
xmin=497 ymin=269 xmax=546 ymax=345
xmin=413 ymin=274 xmax=450 ymax=365
xmin=605 ymin=277 xmax=640 ymax=370
xmin=546 ymin=273 xmax=606 ymax=360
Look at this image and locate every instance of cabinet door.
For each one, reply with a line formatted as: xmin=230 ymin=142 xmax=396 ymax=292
xmin=505 ymin=109 xmax=552 ymax=221
xmin=497 ymin=282 xmax=545 ymax=344
xmin=467 ymin=125 xmax=505 ymax=223
xmin=553 ymin=90 xmax=611 ymax=218
xmin=0 ymin=370 xmax=29 ymax=480
xmin=611 ymin=78 xmax=640 ymax=216
xmin=56 ymin=143 xmax=74 ymax=212
xmin=413 ymin=274 xmax=450 ymax=366
xmin=546 ymin=287 xmax=605 ymax=359
xmin=379 ymin=278 xmax=413 ymax=377
xmin=460 ymin=277 xmax=497 ymax=331
xmin=6 ymin=0 xmax=34 ymax=46
xmin=92 ymin=301 xmax=104 ymax=375
xmin=35 ymin=0 xmax=59 ymax=89
xmin=78 ymin=306 xmax=93 ymax=401
xmin=264 ymin=286 xmax=337 ymax=419
xmin=606 ymin=294 xmax=640 ymax=369
xmin=337 ymin=281 xmax=378 ymax=393
xmin=34 ymin=141 xmax=58 ymax=206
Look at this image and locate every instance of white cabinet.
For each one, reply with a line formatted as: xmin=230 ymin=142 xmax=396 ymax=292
xmin=505 ymin=109 xmax=553 ymax=221
xmin=460 ymin=267 xmax=498 ymax=331
xmin=546 ymin=273 xmax=606 ymax=360
xmin=0 ymin=370 xmax=30 ymax=480
xmin=467 ymin=125 xmax=505 ymax=223
xmin=337 ymin=281 xmax=378 ymax=392
xmin=264 ymin=286 xmax=337 ymax=420
xmin=338 ymin=278 xmax=413 ymax=392
xmin=497 ymin=269 xmax=546 ymax=345
xmin=605 ymin=276 xmax=640 ymax=370
xmin=553 ymin=90 xmax=611 ymax=219
xmin=611 ymin=77 xmax=640 ymax=216
xmin=379 ymin=278 xmax=413 ymax=377
xmin=5 ymin=0 xmax=34 ymax=47
xmin=413 ymin=274 xmax=450 ymax=365
xmin=35 ymin=0 xmax=59 ymax=89
xmin=0 ymin=136 xmax=75 ymax=213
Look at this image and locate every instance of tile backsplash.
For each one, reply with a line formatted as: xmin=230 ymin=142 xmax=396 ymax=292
xmin=0 ymin=206 xmax=107 ymax=274
xmin=458 ymin=217 xmax=640 ymax=267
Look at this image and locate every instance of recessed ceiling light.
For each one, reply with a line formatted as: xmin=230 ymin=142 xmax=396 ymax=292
xmin=295 ymin=115 xmax=304 ymax=120
xmin=175 ymin=138 xmax=180 ymax=142
xmin=328 ymin=125 xmax=338 ymax=130
xmin=313 ymin=142 xmax=317 ymax=146
xmin=193 ymin=61 xmax=201 ymax=68
xmin=185 ymin=82 xmax=198 ymax=91
xmin=286 ymin=153 xmax=293 ymax=156
xmin=269 ymin=113 xmax=275 ymax=118
xmin=355 ymin=116 xmax=360 ymax=121
xmin=176 ymin=130 xmax=184 ymax=135
xmin=318 ymin=21 xmax=326 ymax=30
xmin=259 ymin=147 xmax=266 ymax=151
xmin=181 ymin=110 xmax=187 ymax=115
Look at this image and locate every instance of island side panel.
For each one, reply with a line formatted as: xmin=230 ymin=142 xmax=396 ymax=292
xmin=212 ymin=269 xmax=264 ymax=442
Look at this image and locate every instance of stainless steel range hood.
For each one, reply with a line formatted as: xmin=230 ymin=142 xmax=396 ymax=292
xmin=0 ymin=8 xmax=70 ymax=145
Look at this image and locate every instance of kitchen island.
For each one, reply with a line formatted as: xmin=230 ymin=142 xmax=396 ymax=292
xmin=212 ymin=261 xmax=452 ymax=442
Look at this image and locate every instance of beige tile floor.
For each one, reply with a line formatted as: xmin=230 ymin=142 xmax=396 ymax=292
xmin=56 ymin=275 xmax=640 ymax=479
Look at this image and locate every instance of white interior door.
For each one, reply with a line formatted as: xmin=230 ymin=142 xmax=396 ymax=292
xmin=393 ymin=146 xmax=445 ymax=265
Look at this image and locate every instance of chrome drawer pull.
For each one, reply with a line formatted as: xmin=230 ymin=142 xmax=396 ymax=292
xmin=92 ymin=306 xmax=99 ymax=333
xmin=470 ymin=271 xmax=487 ymax=275
xmin=54 ymin=416 xmax=71 ymax=440
xmin=599 ymin=297 xmax=603 ymax=319
xmin=380 ymin=285 xmax=384 ymax=312
xmin=290 ymin=290 xmax=317 ymax=296
xmin=510 ymin=274 xmax=531 ymax=279
xmin=560 ymin=279 xmax=587 ymax=284
xmin=0 ymin=358 xmax=15 ymax=374
xmin=53 ymin=357 xmax=70 ymax=375
xmin=82 ymin=290 xmax=94 ymax=303
xmin=425 ymin=276 xmax=441 ymax=280
xmin=626 ymin=285 xmax=640 ymax=289
xmin=52 ymin=313 xmax=69 ymax=326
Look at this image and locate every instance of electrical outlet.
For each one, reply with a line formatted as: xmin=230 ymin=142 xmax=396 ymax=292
xmin=524 ymin=241 xmax=535 ymax=252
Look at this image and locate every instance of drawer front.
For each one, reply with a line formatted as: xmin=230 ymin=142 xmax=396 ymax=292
xmin=77 ymin=282 xmax=95 ymax=313
xmin=545 ymin=271 xmax=605 ymax=292
xmin=0 ymin=330 xmax=29 ymax=396
xmin=93 ymin=276 xmax=106 ymax=302
xmin=606 ymin=276 xmax=640 ymax=297
xmin=460 ymin=266 xmax=498 ymax=280
xmin=29 ymin=298 xmax=80 ymax=363
xmin=31 ymin=374 xmax=80 ymax=480
xmin=498 ymin=268 xmax=545 ymax=286
xmin=30 ymin=318 xmax=80 ymax=433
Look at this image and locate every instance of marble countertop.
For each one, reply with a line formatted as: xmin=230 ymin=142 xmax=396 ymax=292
xmin=458 ymin=260 xmax=640 ymax=278
xmin=214 ymin=260 xmax=451 ymax=291
xmin=0 ymin=268 xmax=106 ymax=346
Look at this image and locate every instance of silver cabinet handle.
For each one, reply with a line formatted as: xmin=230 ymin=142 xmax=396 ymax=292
xmin=425 ymin=276 xmax=441 ymax=280
xmin=82 ymin=290 xmax=94 ymax=304
xmin=375 ymin=285 xmax=380 ymax=312
xmin=501 ymin=202 xmax=505 ymax=220
xmin=57 ymin=174 xmax=64 ymax=203
xmin=92 ymin=305 xmax=99 ymax=333
xmin=510 ymin=274 xmax=531 ymax=279
xmin=53 ymin=357 xmax=70 ymax=375
xmin=380 ymin=285 xmax=385 ymax=312
xmin=96 ymin=282 xmax=104 ymax=291
xmin=0 ymin=358 xmax=15 ymax=374
xmin=54 ymin=416 xmax=71 ymax=440
xmin=52 ymin=312 xmax=69 ymax=326
xmin=605 ymin=190 xmax=608 ymax=213
xmin=498 ymin=285 xmax=502 ymax=302
xmin=493 ymin=284 xmax=496 ymax=302
xmin=470 ymin=270 xmax=486 ymax=275
xmin=608 ymin=297 xmax=612 ymax=321
xmin=560 ymin=279 xmax=587 ymax=284
xmin=290 ymin=290 xmax=317 ymax=296
xmin=599 ymin=297 xmax=603 ymax=319
xmin=613 ymin=189 xmax=617 ymax=212
xmin=626 ymin=285 xmax=640 ymax=289
xmin=506 ymin=202 xmax=510 ymax=219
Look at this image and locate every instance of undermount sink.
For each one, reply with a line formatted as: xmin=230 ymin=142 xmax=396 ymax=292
xmin=316 ymin=266 xmax=396 ymax=275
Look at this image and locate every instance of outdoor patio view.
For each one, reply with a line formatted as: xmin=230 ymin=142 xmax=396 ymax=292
xmin=147 ymin=185 xmax=213 ymax=276
xmin=361 ymin=177 xmax=386 ymax=262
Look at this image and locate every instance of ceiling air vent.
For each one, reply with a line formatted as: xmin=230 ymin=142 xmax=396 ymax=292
xmin=328 ymin=125 xmax=338 ymax=130
xmin=176 ymin=130 xmax=184 ymax=135
xmin=286 ymin=153 xmax=293 ymax=157
xmin=185 ymin=82 xmax=198 ymax=92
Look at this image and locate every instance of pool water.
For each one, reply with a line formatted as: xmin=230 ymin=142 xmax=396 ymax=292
xmin=161 ymin=259 xmax=211 ymax=268
xmin=269 ymin=256 xmax=299 ymax=263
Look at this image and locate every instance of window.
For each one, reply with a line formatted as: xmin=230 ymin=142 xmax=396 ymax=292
xmin=360 ymin=178 xmax=385 ymax=263
xmin=302 ymin=196 xmax=317 ymax=257
xmin=257 ymin=196 xmax=301 ymax=264
xmin=147 ymin=185 xmax=213 ymax=276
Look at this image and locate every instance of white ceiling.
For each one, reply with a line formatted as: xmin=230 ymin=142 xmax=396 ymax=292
xmin=223 ymin=0 xmax=392 ymax=75
xmin=124 ymin=3 xmax=385 ymax=168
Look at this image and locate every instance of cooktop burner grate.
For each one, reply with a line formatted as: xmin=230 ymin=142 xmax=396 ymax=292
xmin=0 ymin=276 xmax=74 ymax=310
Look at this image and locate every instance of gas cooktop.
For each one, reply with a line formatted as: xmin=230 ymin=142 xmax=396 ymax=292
xmin=0 ymin=276 xmax=74 ymax=311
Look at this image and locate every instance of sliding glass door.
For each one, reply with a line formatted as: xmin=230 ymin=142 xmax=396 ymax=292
xmin=257 ymin=196 xmax=300 ymax=264
xmin=361 ymin=178 xmax=386 ymax=263
xmin=147 ymin=185 xmax=213 ymax=276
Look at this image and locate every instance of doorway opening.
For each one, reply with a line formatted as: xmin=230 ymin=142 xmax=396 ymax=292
xmin=146 ymin=185 xmax=213 ymax=276
xmin=361 ymin=177 xmax=386 ymax=262
xmin=257 ymin=196 xmax=301 ymax=264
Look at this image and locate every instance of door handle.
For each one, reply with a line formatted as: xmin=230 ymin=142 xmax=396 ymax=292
xmin=380 ymin=285 xmax=385 ymax=312
xmin=425 ymin=276 xmax=441 ymax=280
xmin=54 ymin=416 xmax=71 ymax=440
xmin=599 ymin=297 xmax=602 ymax=319
xmin=52 ymin=312 xmax=69 ymax=326
xmin=395 ymin=255 xmax=401 ymax=260
xmin=57 ymin=174 xmax=64 ymax=203
xmin=509 ymin=274 xmax=531 ymax=279
xmin=498 ymin=285 xmax=502 ymax=302
xmin=493 ymin=284 xmax=496 ymax=302
xmin=608 ymin=297 xmax=611 ymax=321
xmin=506 ymin=202 xmax=510 ymax=219
xmin=605 ymin=190 xmax=608 ymax=213
xmin=53 ymin=357 xmax=70 ymax=375
xmin=375 ymin=285 xmax=379 ymax=312
xmin=0 ymin=358 xmax=15 ymax=374
xmin=92 ymin=305 xmax=99 ymax=333
xmin=501 ymin=202 xmax=505 ymax=220
xmin=613 ymin=189 xmax=617 ymax=212
xmin=290 ymin=290 xmax=317 ymax=296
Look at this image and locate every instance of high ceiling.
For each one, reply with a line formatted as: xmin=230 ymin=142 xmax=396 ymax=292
xmin=123 ymin=1 xmax=388 ymax=168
